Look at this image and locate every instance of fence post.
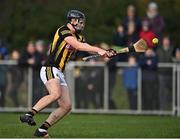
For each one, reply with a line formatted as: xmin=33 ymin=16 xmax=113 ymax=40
xmin=104 ymin=65 xmax=109 ymax=110
xmin=65 ymin=63 xmax=76 ymax=111
xmin=177 ymin=65 xmax=180 ymax=117
xmin=137 ymin=68 xmax=142 ymax=113
xmin=172 ymin=64 xmax=176 ymax=115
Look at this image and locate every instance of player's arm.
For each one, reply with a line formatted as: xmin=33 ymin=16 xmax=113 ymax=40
xmin=64 ymin=36 xmax=107 ymax=56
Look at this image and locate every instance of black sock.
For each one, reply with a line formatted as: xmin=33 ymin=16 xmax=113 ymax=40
xmin=27 ymin=108 xmax=38 ymax=117
xmin=40 ymin=121 xmax=51 ymax=130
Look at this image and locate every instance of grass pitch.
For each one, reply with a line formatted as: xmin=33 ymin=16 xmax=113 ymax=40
xmin=0 ymin=113 xmax=180 ymax=138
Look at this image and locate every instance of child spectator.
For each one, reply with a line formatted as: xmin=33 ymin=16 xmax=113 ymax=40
xmin=112 ymin=24 xmax=127 ymax=46
xmin=123 ymin=55 xmax=138 ymax=110
xmin=139 ymin=20 xmax=156 ymax=49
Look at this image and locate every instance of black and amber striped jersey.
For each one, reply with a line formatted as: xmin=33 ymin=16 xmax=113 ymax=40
xmin=44 ymin=25 xmax=85 ymax=72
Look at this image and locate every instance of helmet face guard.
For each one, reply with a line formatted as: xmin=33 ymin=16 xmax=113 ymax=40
xmin=67 ymin=10 xmax=86 ymax=33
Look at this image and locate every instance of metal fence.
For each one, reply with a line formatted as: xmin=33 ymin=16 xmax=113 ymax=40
xmin=0 ymin=60 xmax=180 ymax=116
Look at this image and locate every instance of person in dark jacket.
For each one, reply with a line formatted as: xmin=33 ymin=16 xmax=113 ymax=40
xmin=156 ymin=36 xmax=174 ymax=110
xmin=122 ymin=5 xmax=141 ymax=48
xmin=112 ymin=24 xmax=128 ymax=62
xmin=144 ymin=2 xmax=165 ymax=40
xmin=19 ymin=41 xmax=40 ymax=67
xmin=105 ymin=55 xmax=119 ymax=109
xmin=139 ymin=48 xmax=159 ymax=110
xmin=122 ymin=4 xmax=141 ymax=36
xmin=112 ymin=24 xmax=127 ymax=46
xmin=85 ymin=61 xmax=104 ymax=109
xmin=19 ymin=41 xmax=44 ymax=105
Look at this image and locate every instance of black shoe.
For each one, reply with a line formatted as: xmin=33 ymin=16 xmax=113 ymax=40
xmin=20 ymin=114 xmax=36 ymax=126
xmin=34 ymin=128 xmax=49 ymax=138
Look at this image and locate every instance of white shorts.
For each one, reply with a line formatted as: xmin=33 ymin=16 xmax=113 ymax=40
xmin=40 ymin=66 xmax=67 ymax=86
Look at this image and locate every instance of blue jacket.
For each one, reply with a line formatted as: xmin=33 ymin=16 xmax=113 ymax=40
xmin=123 ymin=66 xmax=138 ymax=90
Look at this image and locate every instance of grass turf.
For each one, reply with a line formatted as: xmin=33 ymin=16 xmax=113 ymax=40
xmin=0 ymin=113 xmax=180 ymax=138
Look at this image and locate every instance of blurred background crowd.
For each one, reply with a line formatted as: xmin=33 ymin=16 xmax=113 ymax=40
xmin=0 ymin=1 xmax=180 ymax=110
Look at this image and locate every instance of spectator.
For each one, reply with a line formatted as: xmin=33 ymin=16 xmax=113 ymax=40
xmin=157 ymin=35 xmax=173 ymax=62
xmin=112 ymin=24 xmax=128 ymax=61
xmin=74 ymin=66 xmax=87 ymax=108
xmin=122 ymin=4 xmax=141 ymax=36
xmin=0 ymin=54 xmax=7 ymax=107
xmin=74 ymin=63 xmax=104 ymax=109
xmin=33 ymin=40 xmax=47 ymax=105
xmin=139 ymin=48 xmax=159 ymax=110
xmin=123 ymin=55 xmax=138 ymax=110
xmin=139 ymin=20 xmax=156 ymax=49
xmin=144 ymin=2 xmax=165 ymax=40
xmin=19 ymin=41 xmax=43 ymax=105
xmin=35 ymin=40 xmax=47 ymax=66
xmin=99 ymin=43 xmax=118 ymax=109
xmin=126 ymin=21 xmax=139 ymax=47
xmin=8 ymin=50 xmax=22 ymax=107
xmin=85 ymin=60 xmax=104 ymax=108
xmin=19 ymin=41 xmax=37 ymax=67
xmin=122 ymin=5 xmax=140 ymax=47
xmin=112 ymin=24 xmax=127 ymax=46
xmin=157 ymin=36 xmax=174 ymax=110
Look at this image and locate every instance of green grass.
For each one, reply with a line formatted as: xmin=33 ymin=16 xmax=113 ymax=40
xmin=0 ymin=113 xmax=180 ymax=138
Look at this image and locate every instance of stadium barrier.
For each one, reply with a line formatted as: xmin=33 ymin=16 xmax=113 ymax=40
xmin=0 ymin=60 xmax=179 ymax=116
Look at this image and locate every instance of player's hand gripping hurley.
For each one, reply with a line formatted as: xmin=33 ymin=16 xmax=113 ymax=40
xmin=82 ymin=39 xmax=148 ymax=61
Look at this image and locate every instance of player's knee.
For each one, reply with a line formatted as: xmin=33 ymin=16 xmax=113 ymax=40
xmin=51 ymin=93 xmax=61 ymax=101
xmin=61 ymin=103 xmax=72 ymax=112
